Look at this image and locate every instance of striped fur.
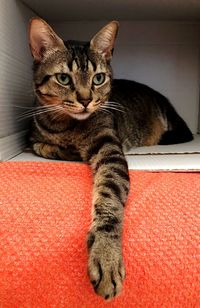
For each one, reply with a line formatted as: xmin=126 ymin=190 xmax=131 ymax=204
xmin=28 ymin=18 xmax=193 ymax=300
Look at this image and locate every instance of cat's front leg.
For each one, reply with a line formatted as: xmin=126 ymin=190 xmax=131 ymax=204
xmin=87 ymin=214 xmax=126 ymax=300
xmin=84 ymin=132 xmax=130 ymax=299
xmin=32 ymin=142 xmax=81 ymax=161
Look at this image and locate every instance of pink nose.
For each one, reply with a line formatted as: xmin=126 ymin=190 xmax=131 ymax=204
xmin=79 ymin=99 xmax=91 ymax=107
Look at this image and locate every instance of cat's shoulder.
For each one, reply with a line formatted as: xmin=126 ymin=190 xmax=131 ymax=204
xmin=112 ymin=78 xmax=156 ymax=93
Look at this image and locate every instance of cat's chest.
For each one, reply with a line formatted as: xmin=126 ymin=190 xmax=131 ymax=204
xmin=32 ymin=112 xmax=114 ymax=150
xmin=33 ymin=117 xmax=79 ymax=147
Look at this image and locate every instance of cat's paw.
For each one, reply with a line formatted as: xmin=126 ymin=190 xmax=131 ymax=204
xmin=32 ymin=142 xmax=58 ymax=159
xmin=87 ymin=231 xmax=125 ymax=300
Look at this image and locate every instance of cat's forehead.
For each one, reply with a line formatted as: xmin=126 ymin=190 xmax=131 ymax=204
xmin=64 ymin=40 xmax=106 ymax=74
xmin=35 ymin=40 xmax=108 ymax=81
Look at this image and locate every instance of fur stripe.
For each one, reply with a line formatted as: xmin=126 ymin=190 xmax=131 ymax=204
xmin=83 ymin=125 xmax=112 ymax=140
xmin=102 ymin=149 xmax=123 ymax=157
xmin=87 ymin=232 xmax=95 ymax=250
xmin=35 ymin=75 xmax=51 ymax=87
xmin=95 ymin=155 xmax=128 ymax=172
xmin=97 ymin=216 xmax=119 ymax=232
xmin=100 ymin=191 xmax=111 ymax=199
xmin=94 ymin=203 xmax=119 ymax=216
xmin=86 ymin=135 xmax=121 ymax=161
xmin=97 ymin=224 xmax=115 ymax=232
xmin=122 ymin=183 xmax=129 ymax=194
xmin=99 ymin=179 xmax=122 ymax=203
xmin=111 ymin=167 xmax=129 ymax=182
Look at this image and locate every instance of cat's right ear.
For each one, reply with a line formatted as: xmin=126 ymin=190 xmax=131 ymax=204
xmin=28 ymin=17 xmax=65 ymax=61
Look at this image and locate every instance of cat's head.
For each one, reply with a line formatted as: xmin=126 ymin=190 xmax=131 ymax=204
xmin=28 ymin=18 xmax=119 ymax=120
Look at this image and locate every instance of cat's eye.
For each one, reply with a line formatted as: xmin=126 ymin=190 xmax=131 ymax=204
xmin=92 ymin=73 xmax=105 ymax=85
xmin=56 ymin=73 xmax=71 ymax=85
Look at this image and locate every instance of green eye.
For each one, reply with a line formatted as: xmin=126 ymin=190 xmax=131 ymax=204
xmin=93 ymin=73 xmax=105 ymax=85
xmin=56 ymin=73 xmax=71 ymax=85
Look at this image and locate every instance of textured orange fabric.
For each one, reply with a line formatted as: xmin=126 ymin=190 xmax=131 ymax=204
xmin=0 ymin=162 xmax=199 ymax=307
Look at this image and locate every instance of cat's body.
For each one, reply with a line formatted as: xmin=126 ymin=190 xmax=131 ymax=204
xmin=30 ymin=77 xmax=193 ymax=159
xmin=110 ymin=79 xmax=193 ymax=148
xmin=28 ymin=19 xmax=193 ymax=300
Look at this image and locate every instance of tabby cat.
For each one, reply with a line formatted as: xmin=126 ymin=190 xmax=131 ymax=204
xmin=28 ymin=18 xmax=193 ymax=300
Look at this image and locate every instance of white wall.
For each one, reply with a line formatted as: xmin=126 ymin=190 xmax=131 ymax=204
xmin=0 ymin=0 xmax=34 ymax=139
xmin=0 ymin=0 xmax=35 ymax=160
xmin=53 ymin=21 xmax=200 ymax=134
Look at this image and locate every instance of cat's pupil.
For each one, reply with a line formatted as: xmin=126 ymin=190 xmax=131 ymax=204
xmin=61 ymin=74 xmax=68 ymax=81
xmin=96 ymin=74 xmax=102 ymax=82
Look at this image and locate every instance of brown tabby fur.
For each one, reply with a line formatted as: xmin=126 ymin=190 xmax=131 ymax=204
xmin=28 ymin=18 xmax=193 ymax=300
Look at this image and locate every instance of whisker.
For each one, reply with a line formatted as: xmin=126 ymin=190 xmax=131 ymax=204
xmin=0 ymin=104 xmax=36 ymax=109
xmin=99 ymin=106 xmax=113 ymax=116
xmin=12 ymin=105 xmax=35 ymax=109
xmin=51 ymin=108 xmax=65 ymax=121
xmin=18 ymin=111 xmax=42 ymax=118
xmin=106 ymin=101 xmax=122 ymax=105
xmin=105 ymin=101 xmax=125 ymax=109
xmin=17 ymin=106 xmax=62 ymax=121
xmin=106 ymin=105 xmax=125 ymax=112
xmin=18 ymin=105 xmax=60 ymax=117
xmin=102 ymin=105 xmax=125 ymax=113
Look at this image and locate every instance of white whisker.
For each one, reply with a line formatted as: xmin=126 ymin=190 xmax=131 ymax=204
xmin=102 ymin=105 xmax=125 ymax=113
xmin=106 ymin=101 xmax=123 ymax=106
xmin=13 ymin=105 xmax=36 ymax=109
xmin=51 ymin=108 xmax=66 ymax=121
xmin=104 ymin=101 xmax=125 ymax=110
xmin=17 ymin=105 xmax=62 ymax=121
xmin=19 ymin=105 xmax=60 ymax=116
xmin=0 ymin=104 xmax=36 ymax=110
xmin=99 ymin=107 xmax=113 ymax=116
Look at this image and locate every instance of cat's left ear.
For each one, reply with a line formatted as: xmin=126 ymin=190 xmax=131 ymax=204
xmin=90 ymin=21 xmax=119 ymax=60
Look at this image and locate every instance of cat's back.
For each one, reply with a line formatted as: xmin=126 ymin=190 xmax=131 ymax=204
xmin=110 ymin=78 xmax=170 ymax=123
xmin=110 ymin=79 xmax=166 ymax=104
xmin=109 ymin=79 xmax=193 ymax=147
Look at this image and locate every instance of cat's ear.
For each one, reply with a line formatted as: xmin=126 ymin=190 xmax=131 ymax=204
xmin=90 ymin=21 xmax=119 ymax=60
xmin=28 ymin=17 xmax=65 ymax=61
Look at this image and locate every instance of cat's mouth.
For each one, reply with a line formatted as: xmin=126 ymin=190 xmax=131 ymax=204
xmin=66 ymin=110 xmax=91 ymax=120
xmin=62 ymin=101 xmax=100 ymax=120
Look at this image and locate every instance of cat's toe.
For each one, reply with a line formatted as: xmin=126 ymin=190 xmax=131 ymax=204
xmin=88 ymin=252 xmax=125 ymax=300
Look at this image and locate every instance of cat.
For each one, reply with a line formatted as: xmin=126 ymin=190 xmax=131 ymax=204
xmin=28 ymin=18 xmax=193 ymax=300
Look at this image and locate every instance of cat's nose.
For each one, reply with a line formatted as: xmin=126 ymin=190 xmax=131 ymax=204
xmin=79 ymin=99 xmax=91 ymax=107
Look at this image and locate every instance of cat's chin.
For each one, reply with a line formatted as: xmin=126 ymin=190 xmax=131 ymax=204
xmin=67 ymin=111 xmax=91 ymax=120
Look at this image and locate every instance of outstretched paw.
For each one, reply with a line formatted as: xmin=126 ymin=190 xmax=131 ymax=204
xmin=87 ymin=231 xmax=125 ymax=300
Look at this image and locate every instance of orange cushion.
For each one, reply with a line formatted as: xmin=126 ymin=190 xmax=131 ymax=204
xmin=0 ymin=162 xmax=199 ymax=306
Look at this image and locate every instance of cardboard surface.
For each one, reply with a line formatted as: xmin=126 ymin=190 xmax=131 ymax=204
xmin=126 ymin=135 xmax=200 ymax=155
xmin=126 ymin=153 xmax=200 ymax=171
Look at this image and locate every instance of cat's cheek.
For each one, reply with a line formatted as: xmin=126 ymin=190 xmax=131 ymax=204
xmin=36 ymin=92 xmax=63 ymax=106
